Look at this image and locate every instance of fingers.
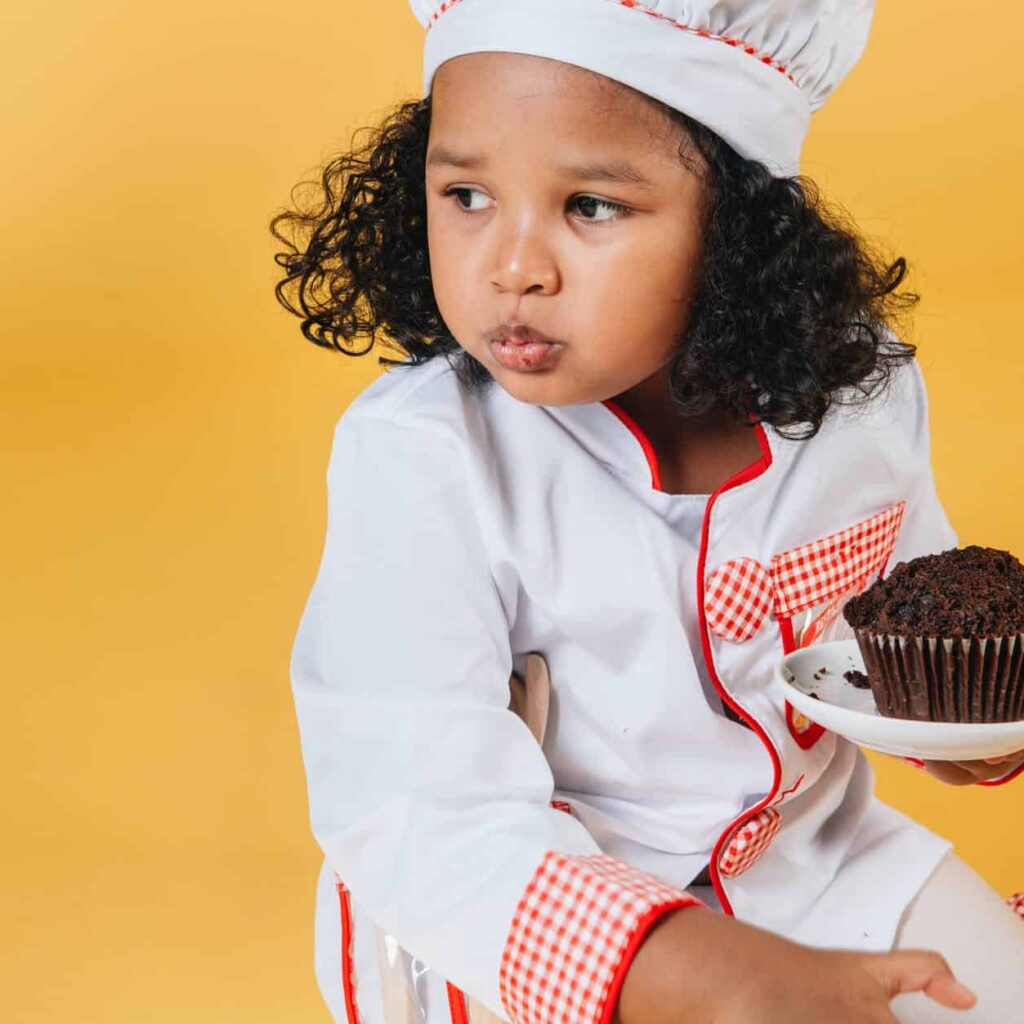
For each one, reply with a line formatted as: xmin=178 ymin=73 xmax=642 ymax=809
xmin=923 ymin=971 xmax=978 ymax=1010
xmin=922 ymin=760 xmax=1001 ymax=785
xmin=870 ymin=948 xmax=976 ymax=1010
xmin=951 ymin=759 xmax=1013 ymax=781
xmin=921 ymin=748 xmax=1024 ymax=784
xmin=983 ymin=747 xmax=1024 ymax=765
xmin=921 ymin=761 xmax=976 ymax=785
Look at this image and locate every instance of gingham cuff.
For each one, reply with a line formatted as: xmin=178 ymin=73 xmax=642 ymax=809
xmin=498 ymin=850 xmax=705 ymax=1024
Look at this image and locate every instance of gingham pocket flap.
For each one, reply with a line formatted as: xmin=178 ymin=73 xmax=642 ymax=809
xmin=770 ymin=501 xmax=906 ymax=619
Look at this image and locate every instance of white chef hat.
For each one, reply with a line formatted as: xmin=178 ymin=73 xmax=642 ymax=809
xmin=407 ymin=0 xmax=876 ymax=178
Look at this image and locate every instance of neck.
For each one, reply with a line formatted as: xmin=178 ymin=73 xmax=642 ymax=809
xmin=610 ymin=367 xmax=760 ymax=495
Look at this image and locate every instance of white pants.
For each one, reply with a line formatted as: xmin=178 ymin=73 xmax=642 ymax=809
xmin=889 ymin=850 xmax=1024 ymax=1023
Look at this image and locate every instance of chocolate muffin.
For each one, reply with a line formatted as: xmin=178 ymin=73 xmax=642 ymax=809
xmin=842 ymin=546 xmax=1024 ymax=722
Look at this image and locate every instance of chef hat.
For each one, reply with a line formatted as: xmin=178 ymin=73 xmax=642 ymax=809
xmin=407 ymin=0 xmax=876 ymax=178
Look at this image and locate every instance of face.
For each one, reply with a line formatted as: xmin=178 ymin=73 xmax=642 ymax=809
xmin=425 ymin=51 xmax=708 ymax=409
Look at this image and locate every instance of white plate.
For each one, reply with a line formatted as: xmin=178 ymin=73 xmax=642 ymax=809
xmin=776 ymin=639 xmax=1024 ymax=761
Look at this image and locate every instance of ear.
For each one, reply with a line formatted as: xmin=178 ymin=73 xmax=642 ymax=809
xmin=507 ymin=652 xmax=552 ymax=746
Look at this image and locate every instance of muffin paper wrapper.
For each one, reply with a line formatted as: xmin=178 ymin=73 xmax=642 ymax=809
xmin=853 ymin=630 xmax=1024 ymax=723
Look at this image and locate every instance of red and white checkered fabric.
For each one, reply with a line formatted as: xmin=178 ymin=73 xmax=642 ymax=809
xmin=718 ymin=806 xmax=782 ymax=878
xmin=1008 ymin=892 xmax=1024 ymax=920
xmin=499 ymin=851 xmax=704 ymax=1024
xmin=771 ymin=501 xmax=905 ymax=618
xmin=704 ymin=557 xmax=773 ymax=642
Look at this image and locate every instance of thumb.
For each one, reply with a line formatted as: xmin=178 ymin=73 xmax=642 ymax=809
xmin=867 ymin=949 xmax=977 ymax=1010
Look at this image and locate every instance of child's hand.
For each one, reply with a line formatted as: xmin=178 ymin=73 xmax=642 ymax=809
xmin=612 ymin=904 xmax=976 ymax=1024
xmin=921 ymin=748 xmax=1024 ymax=786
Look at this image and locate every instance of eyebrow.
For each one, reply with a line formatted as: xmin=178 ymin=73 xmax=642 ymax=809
xmin=426 ymin=146 xmax=655 ymax=189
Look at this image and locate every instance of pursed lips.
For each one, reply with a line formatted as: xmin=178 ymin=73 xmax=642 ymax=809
xmin=487 ymin=324 xmax=560 ymax=346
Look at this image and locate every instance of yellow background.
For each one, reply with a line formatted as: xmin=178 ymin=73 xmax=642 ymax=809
xmin=3 ymin=1 xmax=1021 ymax=1020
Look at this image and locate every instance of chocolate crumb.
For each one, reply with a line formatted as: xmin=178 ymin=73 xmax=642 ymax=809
xmin=810 ymin=692 xmax=821 ymax=700
xmin=844 ymin=669 xmax=870 ymax=689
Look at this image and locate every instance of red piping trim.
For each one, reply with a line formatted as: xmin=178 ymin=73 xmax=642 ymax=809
xmin=446 ymin=982 xmax=470 ymax=1024
xmin=423 ymin=0 xmax=800 ymax=87
xmin=976 ymin=759 xmax=1024 ymax=787
xmin=778 ymin=615 xmax=796 ymax=653
xmin=775 ymin=772 xmax=805 ymax=802
xmin=596 ymin=898 xmax=706 ymax=1024
xmin=694 ymin=421 xmax=782 ymax=916
xmin=901 ymin=756 xmax=1022 ymax=784
xmin=335 ymin=876 xmax=478 ymax=1023
xmin=334 ymin=877 xmax=361 ymax=1023
xmin=601 ymin=397 xmax=663 ymax=491
xmin=778 ymin=616 xmax=826 ymax=749
xmin=615 ymin=0 xmax=797 ymax=84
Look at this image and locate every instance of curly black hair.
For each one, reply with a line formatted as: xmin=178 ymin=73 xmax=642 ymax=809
xmin=270 ymin=94 xmax=919 ymax=440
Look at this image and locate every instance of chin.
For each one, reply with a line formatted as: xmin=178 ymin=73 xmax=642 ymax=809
xmin=521 ymin=384 xmax=599 ymax=409
xmin=490 ymin=367 xmax=572 ymax=406
xmin=458 ymin=343 xmax=589 ymax=406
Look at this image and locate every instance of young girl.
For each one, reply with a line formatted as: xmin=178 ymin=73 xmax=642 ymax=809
xmin=273 ymin=2 xmax=1024 ymax=1022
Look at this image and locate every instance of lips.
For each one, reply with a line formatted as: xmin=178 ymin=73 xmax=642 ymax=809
xmin=486 ymin=323 xmax=562 ymax=371
xmin=495 ymin=325 xmax=552 ymax=346
xmin=489 ymin=324 xmax=557 ymax=346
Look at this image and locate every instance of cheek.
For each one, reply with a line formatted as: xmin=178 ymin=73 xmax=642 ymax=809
xmin=426 ymin=218 xmax=469 ymax=325
xmin=580 ymin=245 xmax=695 ymax=334
xmin=588 ymin=218 xmax=697 ymax=291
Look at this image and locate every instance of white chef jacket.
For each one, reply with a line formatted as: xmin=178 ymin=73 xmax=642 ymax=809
xmin=289 ymin=351 xmax=1022 ymax=1024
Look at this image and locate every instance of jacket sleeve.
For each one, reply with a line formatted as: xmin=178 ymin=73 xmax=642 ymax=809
xmin=883 ymin=357 xmax=958 ymax=571
xmin=289 ymin=408 xmax=706 ymax=1024
xmin=885 ymin=359 xmax=1023 ymax=786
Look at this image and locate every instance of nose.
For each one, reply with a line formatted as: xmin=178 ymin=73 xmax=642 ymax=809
xmin=489 ymin=218 xmax=560 ymax=297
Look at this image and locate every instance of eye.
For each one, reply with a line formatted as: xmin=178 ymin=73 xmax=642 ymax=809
xmin=572 ymin=195 xmax=632 ymax=223
xmin=443 ymin=186 xmax=491 ymax=212
xmin=441 ymin=187 xmax=632 ymax=223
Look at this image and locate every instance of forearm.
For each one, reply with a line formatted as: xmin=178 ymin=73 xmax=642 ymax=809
xmin=607 ymin=884 xmax=977 ymax=1024
xmin=610 ymin=904 xmax=720 ymax=1024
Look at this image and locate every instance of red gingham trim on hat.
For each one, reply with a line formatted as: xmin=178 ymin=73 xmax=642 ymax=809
xmin=771 ymin=502 xmax=906 ymax=618
xmin=615 ymin=0 xmax=797 ymax=84
xmin=1007 ymin=892 xmax=1024 ymax=920
xmin=704 ymin=557 xmax=773 ymax=642
xmin=423 ymin=0 xmax=463 ymax=27
xmin=423 ymin=0 xmax=798 ymax=86
xmin=499 ymin=851 xmax=704 ymax=1024
xmin=718 ymin=806 xmax=782 ymax=878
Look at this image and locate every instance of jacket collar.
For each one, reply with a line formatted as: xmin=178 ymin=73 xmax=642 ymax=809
xmin=539 ymin=395 xmax=781 ymax=498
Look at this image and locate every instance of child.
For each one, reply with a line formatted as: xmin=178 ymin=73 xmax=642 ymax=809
xmin=273 ymin=2 xmax=1024 ymax=1022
